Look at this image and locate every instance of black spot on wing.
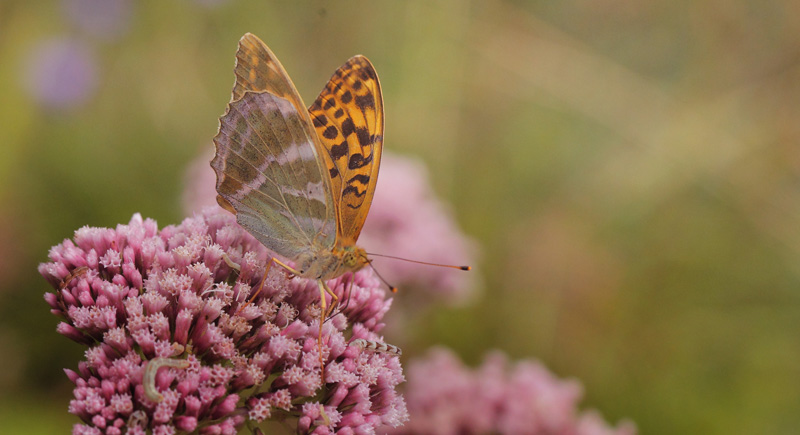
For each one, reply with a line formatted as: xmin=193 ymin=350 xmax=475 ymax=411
xmin=348 ymin=174 xmax=370 ymax=185
xmin=329 ymin=141 xmax=348 ymax=160
xmin=323 ymin=98 xmax=336 ymax=110
xmin=356 ymin=127 xmax=371 ymax=146
xmin=322 ymin=125 xmax=338 ymax=140
xmin=343 ymin=185 xmax=366 ymax=197
xmin=333 ymin=108 xmax=345 ymax=118
xmin=312 ymin=114 xmax=328 ymax=127
xmin=352 ymin=80 xmax=363 ymax=90
xmin=341 ymin=118 xmax=356 ymax=137
xmin=329 ymin=166 xmax=339 ymax=178
xmin=361 ymin=67 xmax=377 ymax=80
xmin=355 ymin=93 xmax=374 ymax=111
xmin=348 ymin=152 xmax=373 ymax=169
xmin=341 ymin=90 xmax=353 ymax=104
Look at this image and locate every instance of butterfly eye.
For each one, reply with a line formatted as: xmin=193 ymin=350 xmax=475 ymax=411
xmin=344 ymin=253 xmax=358 ymax=267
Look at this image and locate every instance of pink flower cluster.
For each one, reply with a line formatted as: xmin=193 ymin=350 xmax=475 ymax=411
xmin=393 ymin=348 xmax=637 ymax=435
xmin=40 ymin=208 xmax=407 ymax=434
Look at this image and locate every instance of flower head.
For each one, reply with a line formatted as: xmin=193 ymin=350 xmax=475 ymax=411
xmin=41 ymin=208 xmax=407 ymax=433
xmin=392 ymin=348 xmax=636 ymax=435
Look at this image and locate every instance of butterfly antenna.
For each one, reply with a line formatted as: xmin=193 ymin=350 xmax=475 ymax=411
xmin=366 ymin=253 xmax=472 ymax=271
xmin=366 ymin=260 xmax=399 ymax=293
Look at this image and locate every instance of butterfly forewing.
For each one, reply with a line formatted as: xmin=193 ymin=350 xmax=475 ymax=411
xmin=309 ymin=56 xmax=384 ymax=244
xmin=212 ymin=91 xmax=337 ymax=258
xmin=231 ymin=33 xmax=308 ymax=113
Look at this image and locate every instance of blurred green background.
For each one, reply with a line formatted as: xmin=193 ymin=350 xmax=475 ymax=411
xmin=2 ymin=0 xmax=800 ymax=433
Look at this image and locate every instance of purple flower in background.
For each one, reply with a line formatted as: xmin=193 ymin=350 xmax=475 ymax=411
xmin=40 ymin=208 xmax=407 ymax=434
xmin=183 ymin=152 xmax=477 ymax=304
xmin=61 ymin=0 xmax=133 ymax=41
xmin=392 ymin=348 xmax=637 ymax=435
xmin=22 ymin=38 xmax=98 ymax=110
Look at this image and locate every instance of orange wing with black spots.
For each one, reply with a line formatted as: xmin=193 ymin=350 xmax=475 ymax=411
xmin=308 ymin=56 xmax=384 ymax=245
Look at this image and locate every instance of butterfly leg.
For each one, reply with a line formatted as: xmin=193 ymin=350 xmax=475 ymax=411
xmin=327 ymin=272 xmax=354 ymax=321
xmin=314 ymin=279 xmax=341 ymax=380
xmin=235 ymin=258 xmax=273 ymax=314
xmin=320 ymin=279 xmax=340 ymax=322
xmin=238 ymin=257 xmax=306 ymax=315
xmin=269 ymin=258 xmax=297 ymax=272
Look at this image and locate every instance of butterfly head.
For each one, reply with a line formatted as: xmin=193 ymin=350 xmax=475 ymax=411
xmin=341 ymin=245 xmax=370 ymax=272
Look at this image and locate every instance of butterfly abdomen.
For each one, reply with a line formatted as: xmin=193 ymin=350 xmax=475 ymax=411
xmin=295 ymin=250 xmax=346 ymax=280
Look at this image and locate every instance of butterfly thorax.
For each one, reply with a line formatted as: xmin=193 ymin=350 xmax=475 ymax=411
xmin=295 ymin=244 xmax=369 ymax=280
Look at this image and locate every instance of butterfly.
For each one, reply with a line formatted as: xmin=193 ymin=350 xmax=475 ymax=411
xmin=210 ymin=33 xmax=384 ymax=373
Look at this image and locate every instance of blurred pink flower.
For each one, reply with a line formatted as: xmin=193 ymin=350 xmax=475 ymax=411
xmin=360 ymin=153 xmax=477 ymax=303
xmin=182 ymin=149 xmax=219 ymax=214
xmin=22 ymin=38 xmax=98 ymax=110
xmin=183 ymin=151 xmax=477 ymax=304
xmin=40 ymin=208 xmax=407 ymax=434
xmin=61 ymin=0 xmax=133 ymax=41
xmin=391 ymin=348 xmax=636 ymax=435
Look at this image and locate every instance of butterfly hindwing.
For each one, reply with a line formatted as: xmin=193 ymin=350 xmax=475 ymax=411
xmin=212 ymin=89 xmax=337 ymax=258
xmin=308 ymin=56 xmax=384 ymax=245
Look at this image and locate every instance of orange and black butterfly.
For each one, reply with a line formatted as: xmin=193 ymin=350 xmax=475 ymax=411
xmin=211 ymin=33 xmax=384 ymax=370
